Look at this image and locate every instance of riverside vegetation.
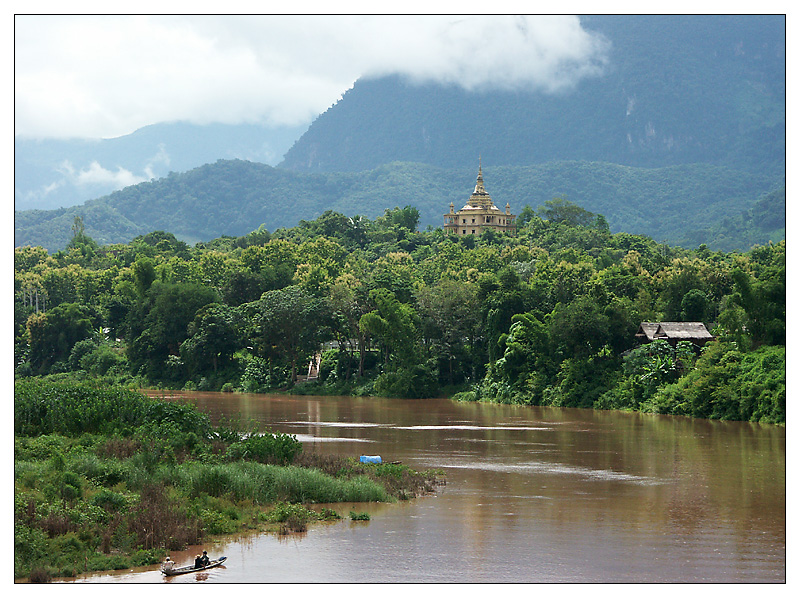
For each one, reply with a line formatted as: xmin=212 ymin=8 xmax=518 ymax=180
xmin=14 ymin=379 xmax=442 ymax=581
xmin=14 ymin=200 xmax=785 ymax=423
xmin=14 ymin=200 xmax=784 ymax=579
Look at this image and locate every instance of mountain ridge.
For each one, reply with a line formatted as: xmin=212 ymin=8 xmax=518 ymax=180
xmin=280 ymin=15 xmax=784 ymax=176
xmin=14 ymin=121 xmax=307 ymax=211
xmin=14 ymin=159 xmax=783 ymax=253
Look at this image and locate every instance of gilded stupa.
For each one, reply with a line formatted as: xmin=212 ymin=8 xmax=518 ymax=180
xmin=443 ymin=161 xmax=516 ymax=236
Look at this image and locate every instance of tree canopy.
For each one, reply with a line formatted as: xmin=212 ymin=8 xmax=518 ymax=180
xmin=13 ymin=203 xmax=785 ymax=422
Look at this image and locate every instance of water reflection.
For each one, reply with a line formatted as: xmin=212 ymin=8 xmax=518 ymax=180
xmin=79 ymin=391 xmax=784 ymax=583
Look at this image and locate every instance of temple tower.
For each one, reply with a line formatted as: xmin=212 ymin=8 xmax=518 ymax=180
xmin=444 ymin=161 xmax=516 ymax=236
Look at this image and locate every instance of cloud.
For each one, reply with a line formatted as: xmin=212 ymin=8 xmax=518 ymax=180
xmin=57 ymin=160 xmax=149 ymax=188
xmin=14 ymin=15 xmax=609 ymax=140
xmin=360 ymin=15 xmax=610 ymax=91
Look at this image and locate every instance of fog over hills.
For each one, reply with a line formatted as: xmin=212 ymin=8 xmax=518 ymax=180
xmin=281 ymin=15 xmax=784 ymax=176
xmin=14 ymin=121 xmax=307 ymax=211
xmin=15 ymin=15 xmax=785 ymax=253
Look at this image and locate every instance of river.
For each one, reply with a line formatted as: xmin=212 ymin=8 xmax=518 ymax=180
xmin=73 ymin=392 xmax=785 ymax=583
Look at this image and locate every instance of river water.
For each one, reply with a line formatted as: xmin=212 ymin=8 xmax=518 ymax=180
xmin=75 ymin=392 xmax=785 ymax=583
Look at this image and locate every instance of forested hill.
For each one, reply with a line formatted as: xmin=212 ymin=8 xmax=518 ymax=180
xmin=280 ymin=15 xmax=784 ymax=177
xmin=14 ymin=159 xmax=784 ymax=253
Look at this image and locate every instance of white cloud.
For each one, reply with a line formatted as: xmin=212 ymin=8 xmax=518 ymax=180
xmin=57 ymin=160 xmax=149 ymax=188
xmin=14 ymin=15 xmax=610 ymax=140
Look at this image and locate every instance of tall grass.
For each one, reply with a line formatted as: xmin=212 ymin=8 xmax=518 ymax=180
xmin=15 ymin=379 xmax=210 ymax=437
xmin=170 ymin=461 xmax=390 ymax=504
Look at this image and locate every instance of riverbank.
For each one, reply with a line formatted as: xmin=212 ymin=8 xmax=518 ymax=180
xmin=13 ymin=379 xmax=444 ymax=582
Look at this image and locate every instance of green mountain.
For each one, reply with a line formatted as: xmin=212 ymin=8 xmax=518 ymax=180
xmin=281 ymin=15 xmax=784 ymax=176
xmin=14 ymin=15 xmax=785 ymax=253
xmin=14 ymin=159 xmax=783 ymax=253
xmin=15 ymin=121 xmax=306 ymax=211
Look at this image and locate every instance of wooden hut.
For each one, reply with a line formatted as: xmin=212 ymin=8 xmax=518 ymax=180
xmin=635 ymin=322 xmax=714 ymax=350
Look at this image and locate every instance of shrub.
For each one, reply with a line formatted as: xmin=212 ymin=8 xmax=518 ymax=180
xmin=199 ymin=508 xmax=238 ymax=534
xmin=81 ymin=344 xmax=126 ymax=375
xmin=28 ymin=567 xmax=52 ymax=583
xmin=91 ymin=489 xmax=131 ymax=513
xmin=127 ymin=483 xmax=203 ymax=550
xmin=226 ymin=432 xmax=302 ymax=465
xmin=641 ymin=342 xmax=785 ymax=423
xmin=68 ymin=338 xmax=99 ymax=371
xmin=374 ymin=363 xmax=438 ymax=398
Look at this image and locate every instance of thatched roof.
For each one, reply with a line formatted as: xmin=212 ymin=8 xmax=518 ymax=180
xmin=635 ymin=322 xmax=714 ymax=342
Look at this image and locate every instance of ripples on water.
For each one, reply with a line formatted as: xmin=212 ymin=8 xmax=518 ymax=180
xmin=440 ymin=459 xmax=667 ymax=485
xmin=75 ymin=392 xmax=784 ymax=583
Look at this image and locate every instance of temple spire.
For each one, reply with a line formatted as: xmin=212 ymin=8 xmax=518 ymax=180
xmin=473 ymin=157 xmax=487 ymax=197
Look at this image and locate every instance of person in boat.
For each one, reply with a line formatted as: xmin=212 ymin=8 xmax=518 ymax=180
xmin=163 ymin=557 xmax=174 ymax=573
xmin=200 ymin=550 xmax=210 ymax=566
xmin=194 ymin=554 xmax=203 ymax=569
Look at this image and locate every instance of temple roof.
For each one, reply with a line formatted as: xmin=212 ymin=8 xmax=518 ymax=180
xmin=463 ymin=161 xmax=496 ymax=210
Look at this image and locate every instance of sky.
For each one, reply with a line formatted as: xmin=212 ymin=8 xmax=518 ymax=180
xmin=14 ymin=14 xmax=613 ymax=140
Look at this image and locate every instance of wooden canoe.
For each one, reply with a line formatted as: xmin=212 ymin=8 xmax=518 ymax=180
xmin=161 ymin=556 xmax=227 ymax=576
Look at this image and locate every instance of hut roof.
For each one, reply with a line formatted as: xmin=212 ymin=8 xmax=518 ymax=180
xmin=635 ymin=322 xmax=714 ymax=342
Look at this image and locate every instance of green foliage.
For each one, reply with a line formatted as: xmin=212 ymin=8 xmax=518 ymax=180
xmin=126 ymin=281 xmax=218 ymax=381
xmin=14 ymin=159 xmax=782 ymax=254
xmin=243 ymin=285 xmax=333 ymax=382
xmin=642 ymin=342 xmax=785 ymax=423
xmin=12 ymin=188 xmax=784 ymax=424
xmin=373 ymin=363 xmax=439 ymax=399
xmin=226 ymin=432 xmax=303 ymax=466
xmin=266 ymin=502 xmax=318 ymax=524
xmin=14 ymin=379 xmax=210 ymax=438
xmin=26 ymin=302 xmax=96 ymax=374
xmin=180 ymin=303 xmax=244 ymax=376
xmin=359 ymin=288 xmax=421 ymax=368
xmin=349 ymin=511 xmax=371 ymax=521
xmin=537 ymin=197 xmax=597 ymax=227
xmin=13 ymin=379 xmax=441 ymax=578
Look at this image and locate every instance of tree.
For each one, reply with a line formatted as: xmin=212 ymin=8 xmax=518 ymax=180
xmin=221 ymin=270 xmax=269 ymax=307
xmin=329 ymin=275 xmax=372 ymax=379
xmin=536 ymin=197 xmax=596 ymax=227
xmin=547 ymin=294 xmax=632 ymax=360
xmin=26 ymin=302 xmax=96 ymax=374
xmin=377 ymin=206 xmax=420 ymax=233
xmin=680 ymin=288 xmax=709 ymax=322
xmin=722 ymin=267 xmax=785 ymax=347
xmin=127 ymin=282 xmax=218 ymax=380
xmin=359 ymin=288 xmax=420 ymax=369
xmin=416 ymin=279 xmax=482 ymax=384
xmin=493 ymin=311 xmax=554 ymax=400
xmin=479 ymin=267 xmax=527 ymax=363
xmin=66 ymin=215 xmax=99 ymax=257
xmin=244 ymin=286 xmax=332 ymax=383
xmin=132 ymin=257 xmax=157 ymax=297
xmin=180 ymin=303 xmax=244 ymax=375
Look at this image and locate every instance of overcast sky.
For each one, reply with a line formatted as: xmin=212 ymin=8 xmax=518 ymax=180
xmin=15 ymin=14 xmax=612 ymax=140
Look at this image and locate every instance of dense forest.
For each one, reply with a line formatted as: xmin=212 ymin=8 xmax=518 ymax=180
xmin=14 ymin=200 xmax=785 ymax=424
xmin=14 ymin=159 xmax=784 ymax=253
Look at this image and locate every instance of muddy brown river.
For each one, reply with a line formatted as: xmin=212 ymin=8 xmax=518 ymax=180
xmin=71 ymin=392 xmax=785 ymax=583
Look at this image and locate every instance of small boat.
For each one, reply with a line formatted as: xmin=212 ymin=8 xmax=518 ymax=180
xmin=161 ymin=556 xmax=227 ymax=576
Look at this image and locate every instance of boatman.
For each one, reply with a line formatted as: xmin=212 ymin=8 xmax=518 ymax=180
xmin=163 ymin=557 xmax=174 ymax=573
xmin=200 ymin=551 xmax=210 ymax=566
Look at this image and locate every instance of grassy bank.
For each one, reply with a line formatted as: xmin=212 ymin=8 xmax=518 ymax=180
xmin=14 ymin=379 xmax=443 ymax=582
